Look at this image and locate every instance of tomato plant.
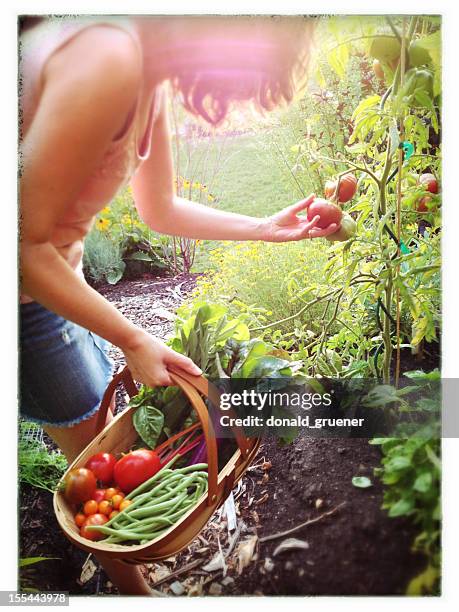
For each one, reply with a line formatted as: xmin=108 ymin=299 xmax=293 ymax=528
xmin=114 ymin=449 xmax=161 ymax=493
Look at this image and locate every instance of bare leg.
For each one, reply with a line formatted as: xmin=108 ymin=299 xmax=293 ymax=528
xmin=44 ymin=397 xmax=152 ymax=596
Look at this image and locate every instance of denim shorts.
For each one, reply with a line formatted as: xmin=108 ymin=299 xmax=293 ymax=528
xmin=19 ymin=301 xmax=115 ymax=428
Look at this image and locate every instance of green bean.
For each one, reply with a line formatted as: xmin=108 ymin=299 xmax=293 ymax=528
xmin=125 ymin=457 xmax=180 ymax=499
xmin=172 ymin=463 xmax=208 ymax=474
xmin=129 ymin=473 xmax=184 ymax=502
xmin=90 ymin=464 xmax=208 ymax=546
xmin=129 ymin=492 xmax=188 ymax=519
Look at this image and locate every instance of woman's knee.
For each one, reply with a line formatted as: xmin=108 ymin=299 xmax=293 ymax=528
xmin=44 ymin=404 xmax=113 ymax=463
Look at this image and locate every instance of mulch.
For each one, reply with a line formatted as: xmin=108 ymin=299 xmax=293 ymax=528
xmin=18 ymin=272 xmax=430 ymax=597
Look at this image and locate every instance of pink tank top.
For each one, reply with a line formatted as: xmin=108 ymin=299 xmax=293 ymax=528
xmin=19 ymin=17 xmax=163 ymax=303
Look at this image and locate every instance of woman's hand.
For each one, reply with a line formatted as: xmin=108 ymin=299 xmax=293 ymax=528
xmin=264 ymin=194 xmax=338 ymax=242
xmin=122 ymin=329 xmax=202 ymax=387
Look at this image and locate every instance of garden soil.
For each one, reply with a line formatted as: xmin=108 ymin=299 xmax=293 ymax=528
xmin=19 ymin=274 xmax=430 ymax=596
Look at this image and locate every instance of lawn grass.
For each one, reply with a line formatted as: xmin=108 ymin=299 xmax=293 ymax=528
xmin=175 ymin=129 xmax=314 ymax=272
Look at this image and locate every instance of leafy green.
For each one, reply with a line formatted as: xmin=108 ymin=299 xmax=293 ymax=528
xmin=133 ymin=404 xmax=164 ymax=449
xmin=19 ymin=422 xmax=67 ymax=493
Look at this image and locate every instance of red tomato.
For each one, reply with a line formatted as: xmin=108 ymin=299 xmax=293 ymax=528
xmin=307 ymin=199 xmax=343 ymax=229
xmin=63 ymin=468 xmax=97 ymax=505
xmin=109 ymin=510 xmax=119 ymax=520
xmin=324 ymin=175 xmax=357 ymax=203
xmin=80 ymin=514 xmax=108 ymax=541
xmin=74 ymin=513 xmax=86 ymax=527
xmin=419 ymin=173 xmax=439 ymax=194
xmin=83 ymin=500 xmax=99 ymax=516
xmin=417 ymin=195 xmax=434 ymax=213
xmin=93 ymin=489 xmax=106 ymax=503
xmin=114 ymin=449 xmax=161 ymax=493
xmin=85 ymin=453 xmax=116 ymax=486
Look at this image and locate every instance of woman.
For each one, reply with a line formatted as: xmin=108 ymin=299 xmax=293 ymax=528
xmin=19 ymin=15 xmax=337 ymax=594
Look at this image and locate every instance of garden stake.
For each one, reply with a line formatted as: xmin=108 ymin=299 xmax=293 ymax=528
xmin=394 ymin=17 xmax=408 ymax=388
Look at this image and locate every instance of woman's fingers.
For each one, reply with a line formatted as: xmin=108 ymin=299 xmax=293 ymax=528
xmin=168 ymin=349 xmax=202 ymax=376
xmin=288 ymin=194 xmax=316 ymax=215
xmin=309 ymin=223 xmax=338 ymax=238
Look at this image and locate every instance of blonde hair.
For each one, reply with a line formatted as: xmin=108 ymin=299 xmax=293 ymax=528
xmin=170 ymin=16 xmax=315 ymax=125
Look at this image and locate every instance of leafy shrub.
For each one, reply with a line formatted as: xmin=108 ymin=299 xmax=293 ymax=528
xmin=83 ymin=230 xmax=126 ymax=285
xmin=369 ymin=370 xmax=441 ymax=594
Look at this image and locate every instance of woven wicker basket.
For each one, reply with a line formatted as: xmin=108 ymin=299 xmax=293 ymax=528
xmin=53 ymin=366 xmax=260 ymax=564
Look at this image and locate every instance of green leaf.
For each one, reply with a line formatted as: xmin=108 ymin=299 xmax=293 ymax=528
xmin=19 ymin=557 xmax=58 ymax=568
xmin=106 ymin=266 xmax=124 ymax=284
xmin=386 ymin=456 xmax=411 ymax=471
xmin=388 ymin=497 xmax=414 ymax=517
xmin=352 ymin=476 xmax=372 ymax=488
xmin=327 ymin=43 xmax=349 ymax=78
xmin=413 ymin=472 xmax=433 ymax=493
xmin=351 ymin=95 xmax=381 ymax=122
xmin=133 ymin=404 xmax=164 ymax=449
xmin=363 ymin=385 xmax=401 ymax=408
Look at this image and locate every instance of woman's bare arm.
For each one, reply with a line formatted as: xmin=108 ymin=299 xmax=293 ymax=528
xmin=132 ymin=93 xmax=338 ymax=241
xmin=20 ymin=28 xmax=200 ymax=385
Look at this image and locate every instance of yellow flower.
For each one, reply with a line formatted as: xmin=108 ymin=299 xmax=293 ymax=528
xmin=207 ymin=194 xmax=216 ymax=202
xmin=201 ymin=184 xmax=208 ymax=192
xmin=95 ymin=218 xmax=110 ymax=231
xmin=183 ymin=180 xmax=191 ymax=188
xmin=101 ymin=206 xmax=111 ymax=215
xmin=192 ymin=181 xmax=201 ymax=189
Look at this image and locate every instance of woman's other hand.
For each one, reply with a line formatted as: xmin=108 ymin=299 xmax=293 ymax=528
xmin=122 ymin=329 xmax=202 ymax=386
xmin=263 ymin=194 xmax=338 ymax=242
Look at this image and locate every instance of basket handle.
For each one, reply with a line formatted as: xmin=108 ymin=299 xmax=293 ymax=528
xmin=168 ymin=367 xmax=251 ymax=458
xmin=96 ymin=366 xmax=252 ymax=506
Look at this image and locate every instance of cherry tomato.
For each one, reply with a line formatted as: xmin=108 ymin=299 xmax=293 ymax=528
xmin=119 ymin=499 xmax=133 ymax=512
xmin=98 ymin=500 xmax=112 ymax=516
xmin=83 ymin=500 xmax=99 ymax=516
xmin=114 ymin=449 xmax=161 ymax=493
xmin=416 ymin=195 xmax=437 ymax=213
xmin=109 ymin=510 xmax=119 ymax=520
xmin=111 ymin=494 xmax=124 ymax=510
xmin=64 ymin=468 xmax=97 ymax=505
xmin=93 ymin=488 xmax=106 ymax=503
xmin=80 ymin=514 xmax=108 ymax=541
xmin=307 ymin=199 xmax=342 ymax=229
xmin=74 ymin=512 xmax=86 ymax=527
xmin=104 ymin=488 xmax=118 ymax=501
xmin=85 ymin=453 xmax=116 ymax=486
xmin=419 ymin=173 xmax=439 ymax=194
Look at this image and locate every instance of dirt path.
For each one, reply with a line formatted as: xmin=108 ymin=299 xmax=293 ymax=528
xmin=19 ymin=274 xmax=425 ymax=596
